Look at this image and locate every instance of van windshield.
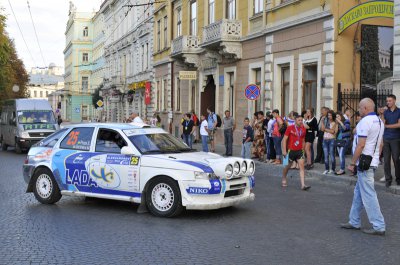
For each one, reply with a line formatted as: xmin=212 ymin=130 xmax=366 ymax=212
xmin=17 ymin=110 xmax=55 ymax=124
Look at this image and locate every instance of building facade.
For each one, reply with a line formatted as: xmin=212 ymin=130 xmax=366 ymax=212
xmin=101 ymin=0 xmax=154 ymax=123
xmin=153 ymin=0 xmax=394 ymax=144
xmin=63 ymin=3 xmax=97 ymax=122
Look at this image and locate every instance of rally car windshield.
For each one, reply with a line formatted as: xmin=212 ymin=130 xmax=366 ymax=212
xmin=127 ymin=133 xmax=193 ymax=154
xmin=17 ymin=110 xmax=55 ymax=124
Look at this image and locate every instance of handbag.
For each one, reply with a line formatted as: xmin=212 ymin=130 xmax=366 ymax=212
xmin=358 ymin=119 xmax=381 ymax=171
xmin=336 ymin=139 xmax=347 ymax=148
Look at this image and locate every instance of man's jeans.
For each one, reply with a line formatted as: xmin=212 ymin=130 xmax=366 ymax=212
xmin=323 ymin=139 xmax=336 ymax=171
xmin=241 ymin=142 xmax=252 ymax=159
xmin=272 ymin=136 xmax=282 ymax=159
xmin=383 ymin=139 xmax=400 ymax=184
xmin=183 ymin=134 xmax=193 ymax=149
xmin=224 ymin=129 xmax=233 ymax=156
xmin=201 ymin=135 xmax=209 ymax=152
xmin=349 ymin=168 xmax=386 ymax=231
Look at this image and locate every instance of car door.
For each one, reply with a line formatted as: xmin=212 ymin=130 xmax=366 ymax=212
xmin=89 ymin=128 xmax=141 ymax=197
xmin=52 ymin=127 xmax=96 ymax=193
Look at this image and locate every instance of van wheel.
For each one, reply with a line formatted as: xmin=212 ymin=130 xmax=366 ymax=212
xmin=1 ymin=138 xmax=7 ymax=151
xmin=15 ymin=141 xmax=22 ymax=154
xmin=146 ymin=176 xmax=183 ymax=217
xmin=33 ymin=168 xmax=62 ymax=204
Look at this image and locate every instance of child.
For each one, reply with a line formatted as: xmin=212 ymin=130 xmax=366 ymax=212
xmin=241 ymin=117 xmax=254 ymax=159
xmin=200 ymin=114 xmax=209 ymax=152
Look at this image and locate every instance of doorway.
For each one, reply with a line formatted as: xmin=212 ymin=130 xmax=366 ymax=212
xmin=201 ymin=75 xmax=216 ymax=115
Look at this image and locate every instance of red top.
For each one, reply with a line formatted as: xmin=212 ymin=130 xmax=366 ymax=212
xmin=284 ymin=124 xmax=306 ymax=151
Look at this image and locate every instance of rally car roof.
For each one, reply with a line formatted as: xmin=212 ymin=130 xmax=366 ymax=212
xmin=63 ymin=123 xmax=153 ymax=130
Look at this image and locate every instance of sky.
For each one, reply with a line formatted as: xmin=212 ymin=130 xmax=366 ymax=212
xmin=1 ymin=0 xmax=102 ymax=71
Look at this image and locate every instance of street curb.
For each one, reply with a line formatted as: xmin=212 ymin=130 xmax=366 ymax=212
xmin=254 ymin=161 xmax=400 ymax=196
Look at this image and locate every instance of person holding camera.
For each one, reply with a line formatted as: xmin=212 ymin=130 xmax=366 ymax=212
xmin=341 ymin=98 xmax=385 ymax=236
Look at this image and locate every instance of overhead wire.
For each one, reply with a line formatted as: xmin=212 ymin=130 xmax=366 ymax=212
xmin=26 ymin=0 xmax=47 ymax=67
xmin=7 ymin=0 xmax=37 ymax=66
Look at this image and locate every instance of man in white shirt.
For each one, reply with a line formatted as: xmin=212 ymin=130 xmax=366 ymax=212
xmin=341 ymin=98 xmax=385 ymax=236
xmin=129 ymin=112 xmax=144 ymax=124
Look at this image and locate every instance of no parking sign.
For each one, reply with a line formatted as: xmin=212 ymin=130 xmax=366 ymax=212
xmin=245 ymin=84 xmax=260 ymax=100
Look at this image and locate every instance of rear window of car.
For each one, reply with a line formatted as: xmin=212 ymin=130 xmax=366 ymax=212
xmin=59 ymin=127 xmax=94 ymax=151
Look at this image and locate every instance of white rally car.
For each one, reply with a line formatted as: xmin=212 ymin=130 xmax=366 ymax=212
xmin=23 ymin=123 xmax=255 ymax=217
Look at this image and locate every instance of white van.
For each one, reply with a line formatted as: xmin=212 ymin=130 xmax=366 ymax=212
xmin=0 ymin=99 xmax=59 ymax=153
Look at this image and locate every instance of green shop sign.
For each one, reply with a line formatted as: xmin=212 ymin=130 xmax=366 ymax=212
xmin=23 ymin=124 xmax=56 ymax=130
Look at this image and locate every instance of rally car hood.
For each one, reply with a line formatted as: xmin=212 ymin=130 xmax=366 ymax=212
xmin=140 ymin=152 xmax=249 ymax=178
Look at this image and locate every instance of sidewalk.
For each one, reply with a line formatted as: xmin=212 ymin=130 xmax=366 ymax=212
xmin=192 ymin=142 xmax=400 ymax=196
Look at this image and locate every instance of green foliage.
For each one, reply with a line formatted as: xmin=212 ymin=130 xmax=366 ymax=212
xmin=0 ymin=8 xmax=29 ymax=109
xmin=92 ymin=83 xmax=104 ymax=109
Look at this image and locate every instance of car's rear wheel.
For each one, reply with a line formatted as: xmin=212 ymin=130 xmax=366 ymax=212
xmin=33 ymin=168 xmax=62 ymax=204
xmin=146 ymin=176 xmax=183 ymax=217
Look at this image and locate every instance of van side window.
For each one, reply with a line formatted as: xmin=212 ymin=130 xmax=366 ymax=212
xmin=95 ymin=129 xmax=127 ymax=153
xmin=60 ymin=127 xmax=94 ymax=151
xmin=37 ymin=128 xmax=68 ymax=148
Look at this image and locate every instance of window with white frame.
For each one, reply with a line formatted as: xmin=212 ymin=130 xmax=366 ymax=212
xmin=176 ymin=8 xmax=182 ymax=37
xmin=164 ymin=16 xmax=168 ymax=48
xmin=209 ymin=0 xmax=215 ymax=24
xmin=40 ymin=91 xmax=43 ymax=98
xmin=82 ymin=76 xmax=89 ymax=92
xmin=34 ymin=91 xmax=37 ymax=97
xmin=141 ymin=45 xmax=145 ymax=72
xmin=146 ymin=43 xmax=149 ymax=69
xmin=157 ymin=81 xmax=161 ymax=111
xmin=163 ymin=79 xmax=168 ymax=111
xmin=190 ymin=1 xmax=197 ymax=35
xmin=82 ymin=53 xmax=88 ymax=63
xmin=226 ymin=0 xmax=236 ymax=19
xmin=83 ymin=26 xmax=88 ymax=37
xmin=254 ymin=0 xmax=264 ymax=14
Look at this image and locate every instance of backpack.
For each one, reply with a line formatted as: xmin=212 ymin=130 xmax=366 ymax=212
xmin=210 ymin=113 xmax=222 ymax=128
xmin=216 ymin=114 xmax=222 ymax=128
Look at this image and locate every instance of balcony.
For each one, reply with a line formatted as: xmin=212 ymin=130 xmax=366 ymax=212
xmin=171 ymin=35 xmax=202 ymax=67
xmin=201 ymin=19 xmax=242 ymax=60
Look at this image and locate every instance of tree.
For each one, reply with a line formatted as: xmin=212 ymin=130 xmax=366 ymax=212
xmin=0 ymin=8 xmax=29 ymax=109
xmin=92 ymin=83 xmax=104 ymax=109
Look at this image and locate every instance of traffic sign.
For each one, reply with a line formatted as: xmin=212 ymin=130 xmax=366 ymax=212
xmin=96 ymin=100 xmax=104 ymax=108
xmin=75 ymin=107 xmax=80 ymax=113
xmin=245 ymin=84 xmax=260 ymax=100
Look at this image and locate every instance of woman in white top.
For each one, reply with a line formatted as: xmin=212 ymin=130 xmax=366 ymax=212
xmin=321 ymin=110 xmax=338 ymax=174
xmin=200 ymin=114 xmax=209 ymax=152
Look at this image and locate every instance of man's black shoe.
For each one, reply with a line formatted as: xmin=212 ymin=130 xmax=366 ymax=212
xmin=362 ymin=229 xmax=385 ymax=236
xmin=340 ymin=223 xmax=360 ymax=230
xmin=386 ymin=182 xmax=392 ymax=188
xmin=314 ymin=159 xmax=320 ymax=163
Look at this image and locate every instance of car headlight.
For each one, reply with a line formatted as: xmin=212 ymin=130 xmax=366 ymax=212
xmin=20 ymin=131 xmax=30 ymax=138
xmin=241 ymin=161 xmax=247 ymax=174
xmin=233 ymin=161 xmax=240 ymax=175
xmin=194 ymin=172 xmax=211 ymax=180
xmin=248 ymin=161 xmax=255 ymax=175
xmin=225 ymin=164 xmax=233 ymax=178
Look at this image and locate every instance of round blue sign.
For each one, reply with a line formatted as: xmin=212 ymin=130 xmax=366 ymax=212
xmin=245 ymin=84 xmax=260 ymax=100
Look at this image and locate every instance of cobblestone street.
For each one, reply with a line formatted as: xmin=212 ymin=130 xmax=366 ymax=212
xmin=1 ymin=148 xmax=400 ymax=265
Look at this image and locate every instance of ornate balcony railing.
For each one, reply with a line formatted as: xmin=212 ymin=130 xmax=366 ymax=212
xmin=171 ymin=35 xmax=201 ymax=56
xmin=202 ymin=19 xmax=242 ymax=46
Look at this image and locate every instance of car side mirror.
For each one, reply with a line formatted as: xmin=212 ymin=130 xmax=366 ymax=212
xmin=121 ymin=146 xmax=135 ymax=155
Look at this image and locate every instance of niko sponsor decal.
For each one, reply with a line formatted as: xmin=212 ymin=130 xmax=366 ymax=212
xmin=186 ymin=180 xmax=221 ymax=195
xmin=106 ymin=155 xmax=139 ymax=165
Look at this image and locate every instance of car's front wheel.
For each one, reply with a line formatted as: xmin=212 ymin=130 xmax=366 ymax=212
xmin=146 ymin=176 xmax=183 ymax=217
xmin=33 ymin=168 xmax=62 ymax=204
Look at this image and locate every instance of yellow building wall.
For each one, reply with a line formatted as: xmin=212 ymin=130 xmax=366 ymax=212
xmin=153 ymin=3 xmax=171 ymax=63
xmin=267 ymin=0 xmax=323 ymax=25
